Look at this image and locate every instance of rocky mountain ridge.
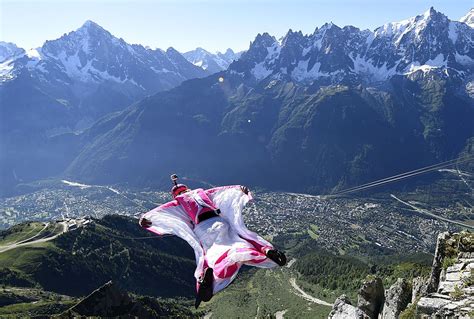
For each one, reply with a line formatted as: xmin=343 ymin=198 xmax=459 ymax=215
xmin=0 ymin=20 xmax=208 ymax=128
xmin=329 ymin=231 xmax=474 ymax=318
xmin=230 ymin=7 xmax=473 ymax=85
xmin=460 ymin=8 xmax=474 ymax=28
xmin=183 ymin=47 xmax=242 ymax=73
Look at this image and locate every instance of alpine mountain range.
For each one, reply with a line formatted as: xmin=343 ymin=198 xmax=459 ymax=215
xmin=1 ymin=7 xmax=473 ymax=196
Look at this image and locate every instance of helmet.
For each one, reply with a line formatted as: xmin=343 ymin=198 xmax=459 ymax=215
xmin=170 ymin=174 xmax=189 ymax=198
xmin=172 ymin=184 xmax=188 ymax=198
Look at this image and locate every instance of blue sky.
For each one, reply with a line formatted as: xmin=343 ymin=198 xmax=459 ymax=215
xmin=0 ymin=0 xmax=472 ymax=53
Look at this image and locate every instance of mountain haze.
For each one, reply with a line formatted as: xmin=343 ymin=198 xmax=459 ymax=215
xmin=0 ymin=21 xmax=210 ymax=195
xmin=65 ymin=8 xmax=474 ymax=193
xmin=1 ymin=8 xmax=473 ymax=195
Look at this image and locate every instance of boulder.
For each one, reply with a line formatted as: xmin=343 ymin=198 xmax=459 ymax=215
xmin=381 ymin=278 xmax=412 ymax=319
xmin=328 ymin=294 xmax=367 ymax=319
xmin=357 ymin=277 xmax=384 ymax=319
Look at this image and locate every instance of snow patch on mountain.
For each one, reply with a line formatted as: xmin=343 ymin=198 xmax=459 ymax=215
xmin=466 ymin=81 xmax=474 ymax=98
xmin=252 ymin=62 xmax=273 ymax=80
xmin=455 ymin=53 xmax=474 ymax=66
xmin=183 ymin=47 xmax=241 ymax=73
xmin=448 ymin=22 xmax=458 ymax=43
xmin=351 ymin=56 xmax=397 ymax=81
xmin=26 ymin=48 xmax=42 ymax=59
xmin=0 ymin=60 xmax=15 ymax=81
xmin=0 ymin=41 xmax=25 ymax=63
xmin=460 ymin=8 xmax=474 ymax=28
xmin=193 ymin=60 xmax=204 ymax=68
xmin=266 ymin=42 xmax=281 ymax=62
xmin=292 ymin=60 xmax=322 ymax=81
xmin=375 ymin=18 xmax=412 ymax=44
xmin=249 ymin=41 xmax=281 ymax=80
xmin=405 ymin=54 xmax=446 ymax=74
xmin=57 ymin=51 xmax=127 ymax=84
xmin=0 ymin=42 xmax=25 ymax=81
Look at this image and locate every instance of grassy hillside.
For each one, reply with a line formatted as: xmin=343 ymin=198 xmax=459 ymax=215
xmin=0 ymin=215 xmax=197 ymax=298
xmin=201 ymin=267 xmax=332 ymax=319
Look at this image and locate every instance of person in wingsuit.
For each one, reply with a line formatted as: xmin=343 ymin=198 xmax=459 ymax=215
xmin=139 ymin=174 xmax=286 ymax=308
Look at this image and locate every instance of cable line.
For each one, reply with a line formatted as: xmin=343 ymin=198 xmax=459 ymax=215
xmin=330 ymin=155 xmax=474 ymax=196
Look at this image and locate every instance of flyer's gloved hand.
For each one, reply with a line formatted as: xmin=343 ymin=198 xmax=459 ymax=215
xmin=266 ymin=249 xmax=287 ymax=266
xmin=240 ymin=185 xmax=250 ymax=195
xmin=139 ymin=217 xmax=152 ymax=228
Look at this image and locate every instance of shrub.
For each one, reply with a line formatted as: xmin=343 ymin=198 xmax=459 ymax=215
xmin=442 ymin=257 xmax=456 ymax=270
xmin=450 ymin=284 xmax=464 ymax=300
xmin=399 ymin=297 xmax=420 ymax=319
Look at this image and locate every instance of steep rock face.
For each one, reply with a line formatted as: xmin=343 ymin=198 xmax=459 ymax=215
xmin=415 ymin=232 xmax=474 ymax=318
xmin=357 ymin=277 xmax=385 ymax=319
xmin=381 ymin=278 xmax=412 ymax=319
xmin=427 ymin=232 xmax=450 ymax=293
xmin=329 ymin=278 xmax=384 ymax=319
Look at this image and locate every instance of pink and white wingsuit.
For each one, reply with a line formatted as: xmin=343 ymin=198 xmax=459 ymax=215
xmin=139 ymin=185 xmax=278 ymax=295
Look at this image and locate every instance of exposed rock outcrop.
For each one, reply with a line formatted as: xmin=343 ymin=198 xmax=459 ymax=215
xmin=61 ymin=281 xmax=154 ymax=318
xmin=357 ymin=277 xmax=384 ymax=319
xmin=411 ymin=276 xmax=429 ymax=303
xmin=329 ymin=277 xmax=384 ymax=319
xmin=381 ymin=278 xmax=411 ymax=319
xmin=427 ymin=232 xmax=450 ymax=293
xmin=329 ymin=232 xmax=473 ymax=319
xmin=328 ymin=294 xmax=367 ymax=319
xmin=415 ymin=231 xmax=474 ymax=318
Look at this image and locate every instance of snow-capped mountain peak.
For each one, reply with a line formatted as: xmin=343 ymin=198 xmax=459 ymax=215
xmin=0 ymin=20 xmax=209 ymax=132
xmin=1 ymin=20 xmax=208 ymax=100
xmin=229 ymin=7 xmax=473 ymax=84
xmin=460 ymin=8 xmax=474 ymax=28
xmin=41 ymin=20 xmax=120 ymax=59
xmin=375 ymin=7 xmax=448 ymax=44
xmin=183 ymin=47 xmax=242 ymax=73
xmin=0 ymin=42 xmax=25 ymax=81
xmin=2 ymin=20 xmax=205 ymax=87
xmin=81 ymin=20 xmax=102 ymax=30
xmin=0 ymin=41 xmax=25 ymax=63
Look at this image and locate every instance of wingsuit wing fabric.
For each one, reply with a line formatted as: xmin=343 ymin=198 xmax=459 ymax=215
xmin=141 ymin=185 xmax=278 ymax=295
xmin=205 ymin=186 xmax=275 ymax=254
xmin=140 ymin=202 xmax=205 ymax=280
